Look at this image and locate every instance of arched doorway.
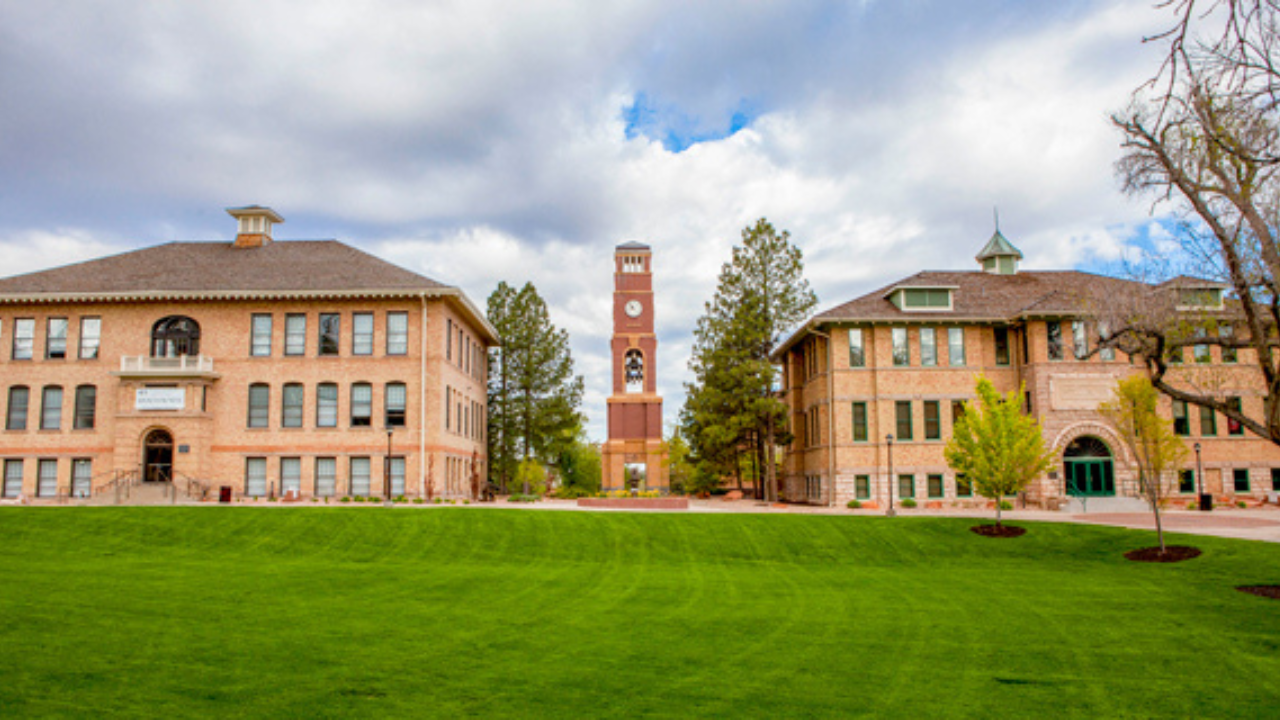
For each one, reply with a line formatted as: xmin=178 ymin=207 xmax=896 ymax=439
xmin=144 ymin=429 xmax=174 ymax=483
xmin=1063 ymin=436 xmax=1114 ymax=496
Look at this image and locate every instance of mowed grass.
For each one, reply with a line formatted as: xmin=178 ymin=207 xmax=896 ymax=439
xmin=0 ymin=509 xmax=1278 ymax=718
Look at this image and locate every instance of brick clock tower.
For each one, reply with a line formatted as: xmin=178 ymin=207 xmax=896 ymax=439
xmin=602 ymin=242 xmax=668 ymax=491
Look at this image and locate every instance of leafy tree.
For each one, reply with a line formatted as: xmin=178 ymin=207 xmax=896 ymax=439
xmin=944 ymin=377 xmax=1055 ymax=528
xmin=487 ymin=281 xmax=584 ymax=494
xmin=556 ymin=433 xmax=602 ymax=497
xmin=663 ymin=429 xmax=696 ymax=495
xmin=1098 ymin=375 xmax=1189 ymax=555
xmin=514 ymin=457 xmax=547 ymax=498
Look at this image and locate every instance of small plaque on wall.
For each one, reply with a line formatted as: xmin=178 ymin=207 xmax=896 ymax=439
xmin=136 ymin=387 xmax=185 ymax=411
xmin=178 ymin=445 xmax=190 ymax=454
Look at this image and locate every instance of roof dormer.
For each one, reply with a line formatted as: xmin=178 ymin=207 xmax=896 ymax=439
xmin=885 ymin=285 xmax=957 ymax=312
xmin=227 ymin=206 xmax=284 ymax=248
xmin=975 ymin=229 xmax=1023 ymax=275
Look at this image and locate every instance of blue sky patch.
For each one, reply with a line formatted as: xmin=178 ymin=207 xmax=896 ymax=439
xmin=623 ymin=93 xmax=759 ymax=152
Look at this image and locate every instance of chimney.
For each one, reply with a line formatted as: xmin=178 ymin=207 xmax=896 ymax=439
xmin=227 ymin=206 xmax=284 ymax=248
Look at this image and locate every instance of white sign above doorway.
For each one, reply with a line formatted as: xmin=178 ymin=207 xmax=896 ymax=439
xmin=136 ymin=387 xmax=185 ymax=411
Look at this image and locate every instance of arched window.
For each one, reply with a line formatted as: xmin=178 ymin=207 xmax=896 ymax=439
xmin=151 ymin=316 xmax=201 ymax=357
xmin=624 ymin=350 xmax=644 ymax=393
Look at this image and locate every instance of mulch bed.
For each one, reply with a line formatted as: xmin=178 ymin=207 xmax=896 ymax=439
xmin=1123 ymin=546 xmax=1202 ymax=563
xmin=1236 ymin=585 xmax=1280 ymax=600
xmin=970 ymin=524 xmax=1026 ymax=538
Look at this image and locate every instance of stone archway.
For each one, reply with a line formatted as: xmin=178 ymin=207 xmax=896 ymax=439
xmin=1063 ymin=435 xmax=1115 ymax=497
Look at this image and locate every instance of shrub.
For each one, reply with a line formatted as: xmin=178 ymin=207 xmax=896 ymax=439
xmin=901 ymin=498 xmax=918 ymax=509
xmin=553 ymin=485 xmax=593 ymax=499
xmin=1237 ymin=500 xmax=1247 ymax=509
xmin=412 ymin=498 xmax=424 ymax=505
xmin=340 ymin=497 xmax=350 ymax=503
xmin=433 ymin=497 xmax=442 ymax=504
xmin=847 ymin=499 xmax=862 ymax=509
xmin=507 ymin=494 xmax=540 ymax=503
xmin=464 ymin=499 xmax=470 ymax=505
xmin=999 ymin=500 xmax=1014 ymax=511
xmin=1187 ymin=501 xmax=1197 ymax=511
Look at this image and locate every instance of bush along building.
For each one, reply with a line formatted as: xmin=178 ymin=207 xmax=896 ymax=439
xmin=0 ymin=206 xmax=496 ymax=502
xmin=772 ymin=230 xmax=1280 ymax=510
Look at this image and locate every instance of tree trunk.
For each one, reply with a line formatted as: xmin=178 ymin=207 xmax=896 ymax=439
xmin=764 ymin=409 xmax=777 ymax=503
xmin=995 ymin=499 xmax=1003 ymax=529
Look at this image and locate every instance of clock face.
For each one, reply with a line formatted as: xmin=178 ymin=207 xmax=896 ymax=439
xmin=625 ymin=300 xmax=643 ymax=318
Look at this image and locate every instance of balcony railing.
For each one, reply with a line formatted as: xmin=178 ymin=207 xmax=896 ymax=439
xmin=116 ymin=355 xmax=217 ymax=377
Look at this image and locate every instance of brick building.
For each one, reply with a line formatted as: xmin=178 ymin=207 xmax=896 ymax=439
xmin=0 ymin=206 xmax=496 ymax=502
xmin=773 ymin=230 xmax=1280 ymax=508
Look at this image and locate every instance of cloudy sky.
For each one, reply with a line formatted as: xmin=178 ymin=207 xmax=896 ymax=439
xmin=0 ymin=0 xmax=1179 ymax=440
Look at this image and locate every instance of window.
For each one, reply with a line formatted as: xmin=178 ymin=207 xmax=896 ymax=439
xmin=892 ymin=327 xmax=909 ymax=366
xmin=446 ymin=319 xmax=453 ymax=361
xmin=281 ymin=458 xmax=301 ymax=496
xmin=389 ymin=456 xmax=406 ymax=496
xmin=247 ymin=384 xmax=270 ymax=428
xmin=895 ymin=401 xmax=912 ymax=441
xmin=851 ymin=402 xmax=868 ymax=442
xmin=1068 ymin=320 xmax=1086 ymax=360
xmin=249 ymin=314 xmax=272 ymax=356
xmin=73 ymin=385 xmax=96 ymax=430
xmin=1227 ymin=397 xmax=1244 ymax=436
xmin=1193 ymin=328 xmax=1211 ymax=364
xmin=855 ymin=475 xmax=871 ymax=500
xmin=947 ymin=327 xmax=966 ymax=366
xmin=319 ymin=313 xmax=340 ymax=356
xmin=282 ymin=383 xmax=304 ymax=428
xmin=79 ymin=317 xmax=101 ymax=359
xmin=1179 ymin=469 xmax=1196 ymax=494
xmin=13 ymin=319 xmax=34 ymax=360
xmin=1024 ymin=391 xmax=1033 ymax=415
xmin=1200 ymin=405 xmax=1216 ymax=436
xmin=2 ymin=459 xmax=21 ymax=498
xmin=1272 ymin=468 xmax=1280 ymax=492
xmin=1046 ymin=322 xmax=1063 ymax=361
xmin=920 ymin=327 xmax=936 ymax=367
xmin=898 ymin=474 xmax=915 ymax=499
xmin=151 ymin=316 xmax=200 ymax=357
xmin=1233 ymin=468 xmax=1250 ymax=493
xmin=245 ymin=458 xmax=267 ymax=497
xmin=387 ymin=312 xmax=409 ymax=355
xmin=1098 ymin=321 xmax=1116 ymax=361
xmin=848 ymin=328 xmax=864 ymax=368
xmin=1166 ymin=343 xmax=1183 ymax=364
xmin=41 ymin=386 xmax=62 ymax=430
xmin=898 ymin=288 xmax=952 ymax=309
xmin=317 ymin=383 xmax=338 ymax=427
xmin=315 ymin=457 xmax=336 ymax=497
xmin=7 ymin=386 xmax=29 ymax=430
xmin=445 ymin=387 xmax=452 ymax=431
xmin=952 ymin=400 xmax=966 ymax=426
xmin=1220 ymin=325 xmax=1237 ymax=363
xmin=285 ymin=314 xmax=306 ymax=356
xmin=71 ymin=459 xmax=92 ymax=498
xmin=353 ymin=313 xmax=374 ymax=355
xmin=927 ymin=474 xmax=944 ymax=498
xmin=45 ymin=318 xmax=68 ymax=359
xmin=351 ymin=383 xmax=372 ymax=426
xmin=956 ymin=474 xmax=972 ymax=497
xmin=37 ymin=459 xmax=57 ymax=498
xmin=386 ymin=383 xmax=407 ymax=427
xmin=350 ymin=457 xmax=371 ymax=496
xmin=1172 ymin=400 xmax=1189 ymax=436
xmin=923 ymin=401 xmax=941 ymax=440
xmin=994 ymin=328 xmax=1010 ymax=366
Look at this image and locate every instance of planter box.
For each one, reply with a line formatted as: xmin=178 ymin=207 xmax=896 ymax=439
xmin=577 ymin=497 xmax=689 ymax=510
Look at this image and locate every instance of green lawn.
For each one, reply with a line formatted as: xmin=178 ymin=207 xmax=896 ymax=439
xmin=0 ymin=509 xmax=1277 ymax=718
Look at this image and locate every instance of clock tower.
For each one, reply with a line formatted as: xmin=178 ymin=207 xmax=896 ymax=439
xmin=602 ymin=242 xmax=668 ymax=491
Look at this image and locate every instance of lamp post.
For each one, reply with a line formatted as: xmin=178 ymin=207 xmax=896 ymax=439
xmin=384 ymin=425 xmax=394 ymax=506
xmin=1195 ymin=441 xmax=1208 ymax=512
xmin=886 ymin=433 xmax=896 ymax=517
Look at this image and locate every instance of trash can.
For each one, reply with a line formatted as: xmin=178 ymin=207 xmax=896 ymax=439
xmin=219 ymin=486 xmax=232 ymax=504
xmin=1199 ymin=493 xmax=1213 ymax=512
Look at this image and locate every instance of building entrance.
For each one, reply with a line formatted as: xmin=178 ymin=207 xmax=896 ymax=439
xmin=144 ymin=429 xmax=174 ymax=483
xmin=1063 ymin=436 xmax=1114 ymax=496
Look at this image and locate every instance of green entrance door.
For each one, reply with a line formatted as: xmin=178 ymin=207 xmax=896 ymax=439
xmin=1063 ymin=436 xmax=1115 ymax=497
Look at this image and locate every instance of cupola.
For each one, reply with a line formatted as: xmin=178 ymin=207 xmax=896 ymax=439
xmin=975 ymin=229 xmax=1023 ymax=275
xmin=227 ymin=206 xmax=284 ymax=248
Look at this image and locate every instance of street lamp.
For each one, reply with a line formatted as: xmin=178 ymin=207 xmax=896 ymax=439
xmin=1194 ymin=441 xmax=1208 ymax=512
xmin=384 ymin=425 xmax=394 ymax=506
xmin=886 ymin=433 xmax=896 ymax=517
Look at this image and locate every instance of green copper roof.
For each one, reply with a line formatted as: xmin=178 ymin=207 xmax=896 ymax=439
xmin=975 ymin=230 xmax=1023 ymax=261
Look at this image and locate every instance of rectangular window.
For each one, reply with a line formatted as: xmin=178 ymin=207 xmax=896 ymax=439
xmin=1172 ymin=400 xmax=1189 ymax=436
xmin=285 ymin=314 xmax=307 ymax=356
xmin=353 ymin=313 xmax=374 ymax=355
xmin=46 ymin=318 xmax=68 ymax=359
xmin=927 ymin=474 xmax=944 ymax=498
xmin=848 ymin=328 xmax=864 ymax=368
xmin=898 ymin=474 xmax=915 ymax=499
xmin=1193 ymin=328 xmax=1211 ymax=363
xmin=445 ymin=387 xmax=452 ymax=431
xmin=1047 ymin=322 xmax=1063 ymax=361
xmin=7 ymin=386 xmax=29 ymax=430
xmin=2 ymin=459 xmax=22 ymax=498
xmin=923 ymin=400 xmax=941 ymax=440
xmin=386 ymin=383 xmax=407 ymax=427
xmin=1179 ymin=469 xmax=1196 ymax=494
xmin=1233 ymin=468 xmax=1250 ymax=493
xmin=920 ymin=327 xmax=936 ymax=367
xmin=250 ymin=314 xmax=272 ymax=357
xmin=319 ymin=313 xmax=340 ymax=356
xmin=351 ymin=383 xmax=372 ymax=427
xmin=994 ymin=328 xmax=1010 ymax=366
xmin=1071 ymin=321 xmax=1087 ymax=360
xmin=79 ymin=317 xmax=101 ymax=359
xmin=956 ymin=474 xmax=972 ymax=497
xmin=446 ymin=319 xmax=453 ymax=361
xmin=73 ymin=385 xmax=96 ymax=430
xmin=13 ymin=318 xmax=34 ymax=360
xmin=952 ymin=400 xmax=966 ymax=426
xmin=1272 ymin=468 xmax=1280 ymax=492
xmin=389 ymin=456 xmax=406 ymax=496
xmin=245 ymin=458 xmax=267 ymax=497
xmin=1220 ymin=325 xmax=1237 ymax=363
xmin=317 ymin=383 xmax=338 ymax=428
xmin=1227 ymin=397 xmax=1244 ymax=436
xmin=315 ymin=458 xmax=336 ymax=497
xmin=892 ymin=327 xmax=909 ymax=366
xmin=247 ymin=384 xmax=270 ymax=428
xmin=1024 ymin=391 xmax=1033 ymax=415
xmin=280 ymin=458 xmax=301 ymax=496
xmin=37 ymin=459 xmax=57 ymax=498
xmin=855 ymin=475 xmax=870 ymax=500
xmin=1166 ymin=343 xmax=1184 ymax=364
xmin=1200 ymin=405 xmax=1216 ymax=436
xmin=1098 ymin=321 xmax=1116 ymax=361
xmin=895 ymin=401 xmax=913 ymax=441
xmin=387 ymin=312 xmax=409 ymax=355
xmin=350 ymin=457 xmax=371 ymax=496
xmin=41 ymin=386 xmax=62 ymax=430
xmin=948 ymin=327 xmax=966 ymax=366
xmin=851 ymin=402 xmax=868 ymax=442
xmin=71 ymin=459 xmax=92 ymax=498
xmin=282 ymin=384 xmax=304 ymax=428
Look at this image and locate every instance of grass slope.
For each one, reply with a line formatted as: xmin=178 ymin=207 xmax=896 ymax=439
xmin=0 ymin=509 xmax=1277 ymax=718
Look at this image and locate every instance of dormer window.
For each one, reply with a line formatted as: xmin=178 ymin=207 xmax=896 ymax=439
xmin=886 ymin=287 xmax=955 ymax=312
xmin=1176 ymin=288 xmax=1223 ymax=311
